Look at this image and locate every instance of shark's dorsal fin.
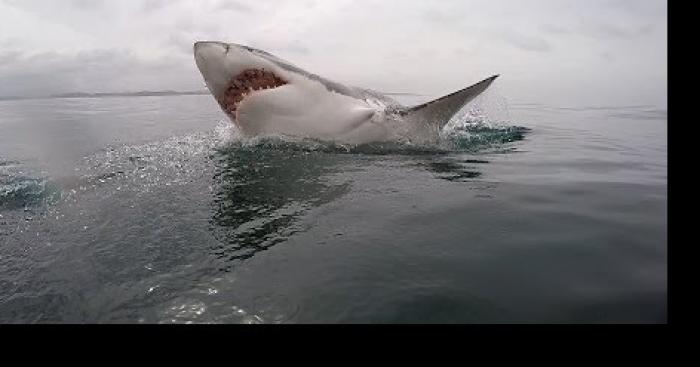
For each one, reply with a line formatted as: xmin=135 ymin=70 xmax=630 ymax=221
xmin=403 ymin=75 xmax=499 ymax=129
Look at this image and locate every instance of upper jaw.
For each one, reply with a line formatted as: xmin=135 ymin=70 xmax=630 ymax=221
xmin=194 ymin=41 xmax=283 ymax=101
xmin=194 ymin=42 xmax=231 ymax=99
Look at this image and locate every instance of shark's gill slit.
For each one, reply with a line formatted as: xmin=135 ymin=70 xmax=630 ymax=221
xmin=222 ymin=68 xmax=288 ymax=117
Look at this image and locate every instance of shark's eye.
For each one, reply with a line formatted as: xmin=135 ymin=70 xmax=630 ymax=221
xmin=220 ymin=68 xmax=288 ymax=116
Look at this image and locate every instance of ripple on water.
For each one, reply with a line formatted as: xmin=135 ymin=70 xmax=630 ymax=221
xmin=1 ymin=115 xmax=531 ymax=323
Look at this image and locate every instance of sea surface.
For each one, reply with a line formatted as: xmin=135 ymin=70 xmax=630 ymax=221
xmin=0 ymin=92 xmax=667 ymax=323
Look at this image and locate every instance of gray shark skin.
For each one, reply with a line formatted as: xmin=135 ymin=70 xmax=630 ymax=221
xmin=194 ymin=41 xmax=498 ymax=144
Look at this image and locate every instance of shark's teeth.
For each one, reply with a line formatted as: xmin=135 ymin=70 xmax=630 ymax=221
xmin=222 ymin=68 xmax=289 ymax=113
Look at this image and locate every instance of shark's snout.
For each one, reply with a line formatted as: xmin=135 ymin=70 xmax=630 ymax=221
xmin=193 ymin=41 xmax=292 ymax=123
xmin=193 ymin=41 xmax=246 ymax=101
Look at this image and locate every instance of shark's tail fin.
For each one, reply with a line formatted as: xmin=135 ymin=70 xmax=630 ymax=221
xmin=403 ymin=75 xmax=499 ymax=130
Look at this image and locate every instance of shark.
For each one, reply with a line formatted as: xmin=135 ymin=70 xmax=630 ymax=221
xmin=194 ymin=41 xmax=498 ymax=144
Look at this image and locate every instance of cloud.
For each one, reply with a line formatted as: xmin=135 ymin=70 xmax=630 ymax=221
xmin=579 ymin=22 xmax=654 ymax=40
xmin=0 ymin=0 xmax=667 ymax=107
xmin=421 ymin=8 xmax=468 ymax=25
xmin=141 ymin=0 xmax=173 ymax=13
xmin=214 ymin=0 xmax=256 ymax=13
xmin=0 ymin=48 xmax=201 ymax=96
xmin=499 ymin=32 xmax=552 ymax=52
xmin=540 ymin=24 xmax=572 ymax=35
xmin=70 ymin=0 xmax=107 ymax=11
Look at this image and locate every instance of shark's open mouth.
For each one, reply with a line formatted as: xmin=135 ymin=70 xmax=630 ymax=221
xmin=221 ymin=68 xmax=288 ymax=117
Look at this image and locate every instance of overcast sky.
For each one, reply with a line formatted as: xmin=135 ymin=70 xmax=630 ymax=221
xmin=0 ymin=0 xmax=667 ymax=107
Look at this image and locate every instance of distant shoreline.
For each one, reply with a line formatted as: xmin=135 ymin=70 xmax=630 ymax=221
xmin=0 ymin=90 xmax=425 ymax=101
xmin=0 ymin=90 xmax=210 ymax=101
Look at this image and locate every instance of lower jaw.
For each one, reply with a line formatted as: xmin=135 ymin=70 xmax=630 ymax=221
xmin=222 ymin=104 xmax=255 ymax=134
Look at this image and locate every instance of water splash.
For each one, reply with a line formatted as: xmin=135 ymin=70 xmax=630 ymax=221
xmin=0 ymin=160 xmax=61 ymax=210
xmin=216 ymin=120 xmax=529 ymax=156
xmin=213 ymin=88 xmax=527 ymax=155
xmin=1 ymin=107 xmax=527 ymax=215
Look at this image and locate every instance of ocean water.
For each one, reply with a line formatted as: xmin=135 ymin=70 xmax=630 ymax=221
xmin=0 ymin=93 xmax=667 ymax=323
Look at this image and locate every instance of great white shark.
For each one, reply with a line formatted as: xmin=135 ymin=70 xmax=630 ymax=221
xmin=194 ymin=41 xmax=498 ymax=144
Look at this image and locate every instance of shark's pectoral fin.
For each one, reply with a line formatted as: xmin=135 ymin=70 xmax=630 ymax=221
xmin=403 ymin=75 xmax=499 ymax=129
